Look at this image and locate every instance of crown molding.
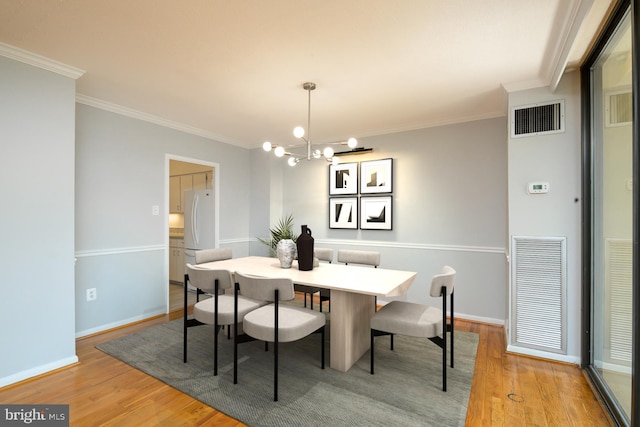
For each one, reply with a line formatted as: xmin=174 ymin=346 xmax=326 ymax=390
xmin=545 ymin=0 xmax=594 ymax=91
xmin=76 ymin=94 xmax=240 ymax=146
xmin=0 ymin=42 xmax=85 ymax=79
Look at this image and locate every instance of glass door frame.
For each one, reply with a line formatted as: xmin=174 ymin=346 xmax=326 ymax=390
xmin=581 ymin=0 xmax=639 ymax=425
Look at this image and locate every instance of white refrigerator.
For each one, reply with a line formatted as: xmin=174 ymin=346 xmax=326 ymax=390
xmin=184 ymin=189 xmax=215 ymax=289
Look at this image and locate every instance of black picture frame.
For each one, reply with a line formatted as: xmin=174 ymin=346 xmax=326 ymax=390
xmin=329 ymin=197 xmax=358 ymax=229
xmin=360 ymin=158 xmax=393 ymax=194
xmin=360 ymin=196 xmax=392 ymax=230
xmin=329 ymin=162 xmax=358 ymax=195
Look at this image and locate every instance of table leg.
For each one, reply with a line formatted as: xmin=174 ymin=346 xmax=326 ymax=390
xmin=329 ymin=289 xmax=375 ymax=372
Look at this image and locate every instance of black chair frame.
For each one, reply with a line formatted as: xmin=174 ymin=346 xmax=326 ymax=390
xmin=370 ymin=286 xmax=454 ymax=391
xmin=234 ymin=286 xmax=325 ymax=401
xmin=183 ymin=273 xmax=227 ymax=376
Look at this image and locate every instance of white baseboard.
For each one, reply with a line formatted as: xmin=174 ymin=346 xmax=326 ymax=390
xmin=454 ymin=312 xmax=504 ymax=326
xmin=0 ymin=355 xmax=79 ymax=388
xmin=507 ymin=344 xmax=580 ymax=364
xmin=75 ymin=309 xmax=166 ymax=338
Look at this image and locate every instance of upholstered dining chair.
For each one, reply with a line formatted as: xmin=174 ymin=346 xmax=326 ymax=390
xmin=337 ymin=249 xmax=380 ymax=268
xmin=183 ymin=264 xmax=268 ymax=376
xmin=234 ymin=271 xmax=326 ymax=401
xmin=192 ymin=247 xmax=233 ymax=301
xmin=335 ymin=249 xmax=381 ymax=310
xmin=295 ymin=248 xmax=334 ymax=311
xmin=369 ymin=265 xmax=456 ymax=391
xmin=313 ymin=248 xmax=334 ymax=312
xmin=195 ymin=247 xmax=232 ymax=264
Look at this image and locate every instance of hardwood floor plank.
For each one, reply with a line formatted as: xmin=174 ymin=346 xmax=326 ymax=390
xmin=0 ymin=309 xmax=612 ymax=426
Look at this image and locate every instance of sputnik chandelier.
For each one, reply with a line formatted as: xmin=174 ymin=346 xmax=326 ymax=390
xmin=262 ymin=82 xmax=360 ymax=167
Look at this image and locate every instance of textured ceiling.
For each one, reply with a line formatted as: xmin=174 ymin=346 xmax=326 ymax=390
xmin=0 ymin=0 xmax=613 ymax=149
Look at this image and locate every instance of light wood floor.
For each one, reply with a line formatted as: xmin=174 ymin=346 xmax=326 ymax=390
xmin=0 ymin=297 xmax=614 ymax=427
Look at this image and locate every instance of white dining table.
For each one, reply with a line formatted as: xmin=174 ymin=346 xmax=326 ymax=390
xmin=198 ymin=255 xmax=417 ymax=372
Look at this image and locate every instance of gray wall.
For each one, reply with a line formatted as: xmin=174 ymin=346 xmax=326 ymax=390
xmin=74 ymin=104 xmax=252 ymax=336
xmin=0 ymin=56 xmax=78 ymax=386
xmin=251 ymin=117 xmax=509 ymax=322
xmin=507 ymin=71 xmax=582 ymax=362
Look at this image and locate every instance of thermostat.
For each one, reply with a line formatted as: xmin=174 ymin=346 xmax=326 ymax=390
xmin=527 ymin=182 xmax=549 ymax=194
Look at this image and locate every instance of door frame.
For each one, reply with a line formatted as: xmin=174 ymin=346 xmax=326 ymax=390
xmin=165 ymin=153 xmax=220 ymax=313
xmin=580 ymin=0 xmax=638 ymax=425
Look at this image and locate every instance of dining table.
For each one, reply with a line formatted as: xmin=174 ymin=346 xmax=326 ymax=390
xmin=198 ymin=255 xmax=417 ymax=372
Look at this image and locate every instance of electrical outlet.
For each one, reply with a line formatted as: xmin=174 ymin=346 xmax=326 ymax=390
xmin=86 ymin=288 xmax=97 ymax=301
xmin=152 ymin=205 xmax=160 ymax=215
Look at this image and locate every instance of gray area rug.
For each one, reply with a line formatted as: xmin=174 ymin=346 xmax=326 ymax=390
xmin=97 ymin=315 xmax=478 ymax=426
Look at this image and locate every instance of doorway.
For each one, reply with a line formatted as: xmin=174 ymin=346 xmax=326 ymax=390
xmin=167 ymin=156 xmax=219 ymax=312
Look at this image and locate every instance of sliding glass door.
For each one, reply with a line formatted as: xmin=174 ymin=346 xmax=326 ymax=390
xmin=582 ymin=1 xmax=637 ymax=425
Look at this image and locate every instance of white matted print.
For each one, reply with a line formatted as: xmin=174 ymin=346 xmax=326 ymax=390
xmin=329 ymin=162 xmax=358 ymax=195
xmin=329 ymin=197 xmax=358 ymax=229
xmin=360 ymin=158 xmax=393 ymax=194
xmin=360 ymin=196 xmax=392 ymax=230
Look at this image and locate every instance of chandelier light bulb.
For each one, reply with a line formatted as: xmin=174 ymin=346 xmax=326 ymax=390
xmin=293 ymin=126 xmax=305 ymax=138
xmin=262 ymin=82 xmax=365 ymax=167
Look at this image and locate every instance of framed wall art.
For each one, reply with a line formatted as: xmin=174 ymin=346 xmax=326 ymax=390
xmin=360 ymin=158 xmax=393 ymax=194
xmin=329 ymin=162 xmax=358 ymax=195
xmin=329 ymin=197 xmax=358 ymax=229
xmin=360 ymin=196 xmax=392 ymax=230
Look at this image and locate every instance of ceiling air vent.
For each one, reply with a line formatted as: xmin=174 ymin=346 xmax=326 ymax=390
xmin=606 ymin=89 xmax=632 ymax=127
xmin=511 ymin=100 xmax=564 ymax=138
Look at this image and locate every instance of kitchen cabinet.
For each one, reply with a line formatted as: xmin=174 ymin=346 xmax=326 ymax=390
xmin=169 ymin=175 xmax=193 ymax=213
xmin=169 ymin=238 xmax=185 ymax=284
xmin=192 ymin=171 xmax=213 ymax=190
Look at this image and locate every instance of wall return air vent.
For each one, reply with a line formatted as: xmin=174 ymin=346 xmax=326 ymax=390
xmin=511 ymin=100 xmax=565 ymax=138
xmin=606 ymin=89 xmax=632 ymax=127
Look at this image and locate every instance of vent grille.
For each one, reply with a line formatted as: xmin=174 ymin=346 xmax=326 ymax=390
xmin=511 ymin=236 xmax=566 ymax=353
xmin=606 ymin=90 xmax=632 ymax=127
xmin=511 ymin=100 xmax=564 ymax=138
xmin=606 ymin=239 xmax=632 ymax=363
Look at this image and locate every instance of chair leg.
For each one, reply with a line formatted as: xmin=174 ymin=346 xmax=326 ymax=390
xmin=370 ymin=329 xmax=375 ymax=374
xmin=233 ymin=284 xmax=238 ymax=385
xmin=390 ymin=334 xmax=394 ymax=350
xmin=321 ymin=326 xmax=325 ymax=369
xmin=214 ymin=323 xmax=219 ymax=376
xmin=274 ymin=289 xmax=279 ymax=402
xmin=442 ymin=335 xmax=447 ymax=392
xmin=183 ymin=273 xmax=188 ymax=363
xmin=450 ymin=291 xmax=455 ymax=368
xmin=274 ymin=338 xmax=278 ymax=402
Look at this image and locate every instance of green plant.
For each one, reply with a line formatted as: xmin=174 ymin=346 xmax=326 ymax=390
xmin=258 ymin=214 xmax=299 ymax=256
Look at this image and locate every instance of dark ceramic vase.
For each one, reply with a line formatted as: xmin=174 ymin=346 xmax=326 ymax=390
xmin=296 ymin=225 xmax=314 ymax=271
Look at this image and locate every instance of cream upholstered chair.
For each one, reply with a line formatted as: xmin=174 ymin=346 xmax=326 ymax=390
xmin=297 ymin=248 xmax=334 ymax=311
xmin=234 ymin=271 xmax=326 ymax=401
xmin=195 ymin=247 xmax=232 ymax=264
xmin=183 ymin=265 xmax=268 ymax=376
xmin=337 ymin=249 xmax=380 ymax=267
xmin=315 ymin=248 xmax=334 ymax=311
xmin=191 ymin=247 xmax=233 ymax=301
xmin=335 ymin=249 xmax=380 ymax=310
xmin=370 ymin=265 xmax=455 ymax=391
